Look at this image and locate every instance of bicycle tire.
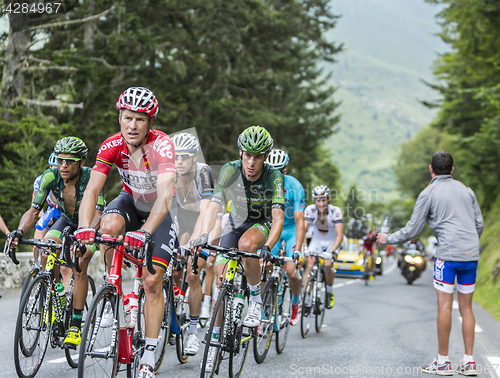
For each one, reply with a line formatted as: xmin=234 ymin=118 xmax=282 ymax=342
xmin=176 ymin=283 xmax=190 ymax=364
xmin=300 ymin=275 xmax=314 ymax=338
xmin=364 ymin=255 xmax=370 ymax=286
xmin=14 ymin=274 xmax=51 ymax=378
xmin=229 ymin=276 xmax=250 ymax=378
xmin=315 ymin=279 xmax=326 ymax=333
xmin=275 ymin=284 xmax=292 ymax=354
xmin=77 ymin=285 xmax=119 ymax=378
xmin=200 ymin=286 xmax=228 ymax=378
xmin=253 ymin=279 xmax=276 ymax=364
xmin=19 ymin=267 xmax=40 ymax=307
xmin=65 ymin=275 xmax=97 ymax=368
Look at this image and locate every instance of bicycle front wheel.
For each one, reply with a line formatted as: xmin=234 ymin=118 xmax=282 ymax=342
xmin=314 ymin=279 xmax=326 ymax=333
xmin=253 ymin=280 xmax=276 ymax=364
xmin=229 ymin=279 xmax=250 ymax=378
xmin=14 ymin=275 xmax=51 ymax=378
xmin=176 ymin=285 xmax=190 ymax=364
xmin=78 ymin=285 xmax=119 ymax=378
xmin=275 ymin=284 xmax=292 ymax=354
xmin=300 ymin=276 xmax=314 ymax=338
xmin=65 ymin=275 xmax=97 ymax=368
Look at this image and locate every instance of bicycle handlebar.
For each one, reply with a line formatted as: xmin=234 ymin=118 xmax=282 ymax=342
xmin=260 ymin=253 xmax=302 ymax=282
xmin=3 ymin=236 xmax=63 ymax=266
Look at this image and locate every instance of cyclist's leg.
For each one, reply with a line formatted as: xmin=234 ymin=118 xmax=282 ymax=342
xmin=201 ymin=253 xmax=216 ymax=313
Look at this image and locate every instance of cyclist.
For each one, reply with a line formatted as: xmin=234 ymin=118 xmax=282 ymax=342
xmin=191 ymin=125 xmax=285 ymax=371
xmin=32 ymin=153 xmax=62 ymax=263
xmin=171 ymin=132 xmax=215 ymax=356
xmin=8 ymin=137 xmax=104 ymax=346
xmin=266 ymin=149 xmax=305 ymax=325
xmin=76 ymin=87 xmax=177 ymax=378
xmin=303 ymin=185 xmax=343 ymax=309
xmin=362 ymin=230 xmax=378 ymax=280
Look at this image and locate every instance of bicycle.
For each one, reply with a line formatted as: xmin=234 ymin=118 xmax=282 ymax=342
xmin=363 ymin=248 xmax=374 ymax=286
xmin=198 ymin=249 xmax=217 ymax=328
xmin=77 ymin=234 xmax=156 ymax=378
xmin=300 ymin=250 xmax=327 ymax=338
xmin=5 ymin=227 xmax=96 ymax=378
xmin=197 ymin=244 xmax=257 ymax=378
xmin=254 ymin=251 xmax=301 ymax=363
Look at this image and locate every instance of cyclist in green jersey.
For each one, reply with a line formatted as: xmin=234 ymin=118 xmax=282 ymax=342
xmin=8 ymin=137 xmax=105 ymax=347
xmin=191 ymin=125 xmax=285 ymax=372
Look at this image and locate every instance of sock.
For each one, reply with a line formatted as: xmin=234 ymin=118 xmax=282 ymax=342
xmin=203 ymin=295 xmax=212 ymax=307
xmin=248 ymin=284 xmax=261 ymax=304
xmin=305 ymin=294 xmax=311 ymax=306
xmin=291 ymin=295 xmax=300 ymax=306
xmin=437 ymin=354 xmax=449 ymax=364
xmin=326 ymin=285 xmax=333 ymax=294
xmin=211 ymin=327 xmax=220 ymax=341
xmin=141 ymin=337 xmax=158 ymax=367
xmin=463 ymin=354 xmax=474 ymax=363
xmin=71 ymin=308 xmax=84 ymax=329
xmin=189 ymin=316 xmax=199 ymax=335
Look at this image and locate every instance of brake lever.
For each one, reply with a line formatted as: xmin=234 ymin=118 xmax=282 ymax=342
xmin=144 ymin=240 xmax=156 ymax=275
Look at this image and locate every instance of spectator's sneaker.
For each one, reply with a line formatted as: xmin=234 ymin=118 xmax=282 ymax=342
xmin=100 ymin=301 xmax=114 ymax=328
xmin=422 ymin=359 xmax=453 ymax=376
xmin=243 ymin=301 xmax=261 ymax=327
xmin=325 ymin=293 xmax=334 ymax=309
xmin=185 ymin=333 xmax=200 ymax=356
xmin=200 ymin=305 xmax=210 ymax=320
xmin=137 ymin=364 xmax=155 ymax=378
xmin=201 ymin=346 xmax=218 ymax=373
xmin=64 ymin=326 xmax=81 ymax=348
xmin=290 ymin=302 xmax=302 ymax=326
xmin=456 ymin=361 xmax=477 ymax=376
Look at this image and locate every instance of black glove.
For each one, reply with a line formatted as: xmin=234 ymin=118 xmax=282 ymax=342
xmin=259 ymin=245 xmax=271 ymax=260
xmin=10 ymin=229 xmax=24 ymax=241
xmin=190 ymin=233 xmax=209 ymax=249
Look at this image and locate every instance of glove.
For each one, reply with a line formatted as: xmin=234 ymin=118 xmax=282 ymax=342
xmin=10 ymin=229 xmax=24 ymax=241
xmin=292 ymin=251 xmax=303 ymax=260
xmin=124 ymin=230 xmax=151 ymax=248
xmin=259 ymin=245 xmax=271 ymax=260
xmin=190 ymin=233 xmax=209 ymax=249
xmin=74 ymin=227 xmax=95 ymax=242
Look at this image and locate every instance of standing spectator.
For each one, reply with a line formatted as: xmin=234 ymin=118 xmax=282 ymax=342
xmin=378 ymin=151 xmax=483 ymax=376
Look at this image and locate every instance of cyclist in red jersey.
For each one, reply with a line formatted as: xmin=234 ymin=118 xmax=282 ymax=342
xmin=76 ymin=87 xmax=176 ymax=378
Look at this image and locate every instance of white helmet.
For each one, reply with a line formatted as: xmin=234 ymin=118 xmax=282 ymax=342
xmin=116 ymin=87 xmax=159 ymax=119
xmin=266 ymin=149 xmax=289 ymax=170
xmin=312 ymin=185 xmax=330 ymax=199
xmin=172 ymin=133 xmax=200 ymax=152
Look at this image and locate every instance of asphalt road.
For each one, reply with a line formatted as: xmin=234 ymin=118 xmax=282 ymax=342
xmin=2 ymin=258 xmax=500 ymax=378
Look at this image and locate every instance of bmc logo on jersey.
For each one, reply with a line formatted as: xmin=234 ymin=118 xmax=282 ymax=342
xmin=152 ymin=138 xmax=173 ymax=159
xmin=98 ymin=138 xmax=123 ymax=153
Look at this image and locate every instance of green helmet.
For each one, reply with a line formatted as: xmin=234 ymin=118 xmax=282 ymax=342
xmin=237 ymin=126 xmax=274 ymax=154
xmin=54 ymin=137 xmax=88 ymax=158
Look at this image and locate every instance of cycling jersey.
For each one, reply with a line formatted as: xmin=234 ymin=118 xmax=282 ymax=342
xmin=282 ymin=175 xmax=305 ymax=227
xmin=33 ymin=175 xmax=58 ymax=208
xmin=93 ymin=131 xmax=176 ymax=203
xmin=175 ymin=162 xmax=214 ymax=211
xmin=305 ymin=204 xmax=343 ymax=256
xmin=212 ymin=160 xmax=285 ymax=222
xmin=32 ymin=167 xmax=105 ymax=224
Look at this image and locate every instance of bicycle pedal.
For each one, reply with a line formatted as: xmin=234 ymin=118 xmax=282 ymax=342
xmin=65 ymin=343 xmax=77 ymax=350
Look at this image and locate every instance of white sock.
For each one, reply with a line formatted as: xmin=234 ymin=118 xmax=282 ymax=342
xmin=463 ymin=354 xmax=474 ymax=363
xmin=326 ymin=285 xmax=333 ymax=293
xmin=211 ymin=327 xmax=220 ymax=341
xmin=141 ymin=337 xmax=158 ymax=367
xmin=437 ymin=354 xmax=449 ymax=364
xmin=203 ymin=295 xmax=212 ymax=307
xmin=248 ymin=284 xmax=261 ymax=304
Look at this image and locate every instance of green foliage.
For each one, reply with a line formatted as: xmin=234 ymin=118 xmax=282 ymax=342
xmin=342 ymin=183 xmax=366 ymax=220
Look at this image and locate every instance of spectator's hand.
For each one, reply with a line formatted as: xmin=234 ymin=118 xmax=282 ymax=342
xmin=377 ymin=233 xmax=387 ymax=245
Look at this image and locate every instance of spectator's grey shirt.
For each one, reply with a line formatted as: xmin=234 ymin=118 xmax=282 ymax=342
xmin=386 ymin=175 xmax=483 ymax=262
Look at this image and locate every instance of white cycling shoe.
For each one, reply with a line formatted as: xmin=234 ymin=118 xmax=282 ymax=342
xmin=243 ymin=301 xmax=261 ymax=327
xmin=185 ymin=333 xmax=200 ymax=356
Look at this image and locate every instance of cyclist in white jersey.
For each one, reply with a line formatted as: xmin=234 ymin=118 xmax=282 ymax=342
xmin=304 ymin=185 xmax=344 ymax=309
xmin=171 ymin=132 xmax=215 ymax=356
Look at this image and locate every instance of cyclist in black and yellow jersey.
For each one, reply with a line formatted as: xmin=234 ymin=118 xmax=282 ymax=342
xmin=191 ymin=125 xmax=285 ymax=372
xmin=8 ymin=136 xmax=105 ymax=347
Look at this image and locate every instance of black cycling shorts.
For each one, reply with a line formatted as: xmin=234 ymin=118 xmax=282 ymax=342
xmin=103 ymin=191 xmax=177 ymax=271
xmin=219 ymin=215 xmax=272 ymax=249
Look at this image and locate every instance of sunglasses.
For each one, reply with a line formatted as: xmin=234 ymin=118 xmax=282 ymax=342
xmin=57 ymin=157 xmax=81 ymax=166
xmin=175 ymin=153 xmax=194 ymax=161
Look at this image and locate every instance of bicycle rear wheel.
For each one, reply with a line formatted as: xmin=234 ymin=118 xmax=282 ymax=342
xmin=200 ymin=286 xmax=228 ymax=378
xmin=275 ymin=284 xmax=292 ymax=354
xmin=65 ymin=275 xmax=97 ymax=368
xmin=253 ymin=280 xmax=276 ymax=364
xmin=300 ymin=276 xmax=314 ymax=338
xmin=78 ymin=285 xmax=119 ymax=378
xmin=14 ymin=275 xmax=51 ymax=378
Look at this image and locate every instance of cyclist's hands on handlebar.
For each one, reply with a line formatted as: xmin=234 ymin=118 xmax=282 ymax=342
xmin=74 ymin=227 xmax=95 ymax=245
xmin=190 ymin=233 xmax=209 ymax=256
xmin=124 ymin=230 xmax=151 ymax=249
xmin=292 ymin=251 xmax=305 ymax=268
xmin=7 ymin=229 xmax=24 ymax=252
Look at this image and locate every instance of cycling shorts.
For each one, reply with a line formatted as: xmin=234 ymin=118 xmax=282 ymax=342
xmin=309 ymin=236 xmax=337 ymax=260
xmin=175 ymin=206 xmax=199 ymax=237
xmin=433 ymin=258 xmax=478 ymax=294
xmin=271 ymin=225 xmax=296 ymax=258
xmin=45 ymin=217 xmax=97 ymax=254
xmin=103 ymin=191 xmax=177 ymax=271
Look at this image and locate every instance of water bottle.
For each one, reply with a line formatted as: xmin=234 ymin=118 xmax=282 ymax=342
xmin=56 ymin=282 xmax=66 ymax=309
xmin=381 ymin=217 xmax=390 ymax=234
xmin=123 ymin=295 xmax=131 ymax=327
xmin=233 ymin=291 xmax=245 ymax=321
xmin=127 ymin=293 xmax=139 ymax=329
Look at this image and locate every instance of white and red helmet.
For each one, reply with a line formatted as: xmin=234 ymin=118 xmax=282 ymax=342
xmin=116 ymin=87 xmax=159 ymax=119
xmin=312 ymin=185 xmax=330 ymax=199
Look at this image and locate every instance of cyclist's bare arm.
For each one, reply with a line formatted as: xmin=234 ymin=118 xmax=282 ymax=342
xmin=17 ymin=207 xmax=41 ymax=235
xmin=0 ymin=215 xmax=9 ymax=235
xmin=329 ymin=223 xmax=344 ymax=252
xmin=304 ymin=220 xmax=311 ymax=248
xmin=79 ymin=170 xmax=107 ymax=235
xmin=265 ymin=208 xmax=284 ymax=250
xmin=191 ymin=198 xmax=212 ymax=240
xmin=294 ymin=211 xmax=305 ymax=253
xmin=140 ymin=171 xmax=176 ymax=235
xmin=90 ymin=210 xmax=103 ymax=231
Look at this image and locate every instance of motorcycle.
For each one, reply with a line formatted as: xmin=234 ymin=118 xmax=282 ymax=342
xmin=399 ymin=244 xmax=426 ymax=284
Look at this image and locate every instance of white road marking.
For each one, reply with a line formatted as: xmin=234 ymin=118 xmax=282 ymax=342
xmin=333 ymin=279 xmax=359 ymax=289
xmin=458 ymin=316 xmax=483 ymax=332
xmin=48 ymin=355 xmax=77 ymax=363
xmin=453 ymin=300 xmax=459 ymax=309
xmin=383 ymin=260 xmax=398 ymax=276
xmin=487 ymin=357 xmax=500 ymax=378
